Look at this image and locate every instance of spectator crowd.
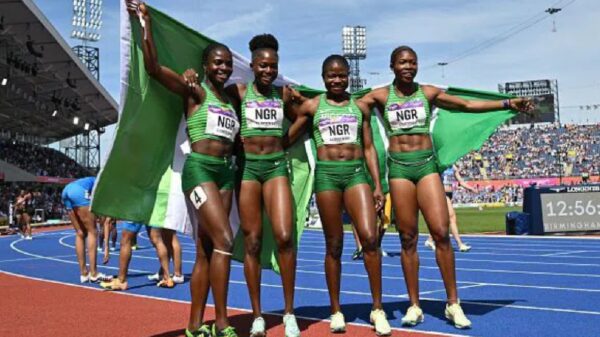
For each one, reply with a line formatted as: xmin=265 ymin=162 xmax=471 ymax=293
xmin=457 ymin=123 xmax=599 ymax=181
xmin=0 ymin=139 xmax=91 ymax=178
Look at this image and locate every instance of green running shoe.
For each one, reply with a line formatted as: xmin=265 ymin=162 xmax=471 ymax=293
xmin=212 ymin=325 xmax=238 ymax=337
xmin=185 ymin=324 xmax=211 ymax=337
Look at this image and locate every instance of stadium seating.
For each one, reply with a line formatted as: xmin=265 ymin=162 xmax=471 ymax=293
xmin=0 ymin=139 xmax=91 ymax=178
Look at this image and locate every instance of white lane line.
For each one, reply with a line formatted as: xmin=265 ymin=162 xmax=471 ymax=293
xmin=541 ymin=250 xmax=588 ymax=257
xmin=0 ymin=254 xmax=77 ymax=263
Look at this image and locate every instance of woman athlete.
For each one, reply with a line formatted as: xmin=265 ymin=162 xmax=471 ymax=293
xmin=359 ymin=46 xmax=533 ymax=329
xmin=287 ymin=55 xmax=391 ymax=336
xmin=127 ymin=1 xmax=240 ymax=336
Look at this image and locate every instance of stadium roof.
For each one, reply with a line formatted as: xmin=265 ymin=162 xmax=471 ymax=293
xmin=0 ymin=0 xmax=118 ymax=143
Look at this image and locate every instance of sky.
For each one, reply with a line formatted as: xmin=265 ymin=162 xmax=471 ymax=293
xmin=31 ymin=0 xmax=600 ymax=159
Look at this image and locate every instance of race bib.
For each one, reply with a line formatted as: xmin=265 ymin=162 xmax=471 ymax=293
xmin=318 ymin=113 xmax=359 ymax=145
xmin=387 ymin=100 xmax=426 ymax=130
xmin=205 ymin=105 xmax=240 ymax=142
xmin=245 ymin=100 xmax=284 ymax=129
xmin=189 ymin=186 xmax=208 ymax=209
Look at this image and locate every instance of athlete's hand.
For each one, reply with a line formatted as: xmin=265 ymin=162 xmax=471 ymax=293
xmin=102 ymin=247 xmax=110 ymax=265
xmin=288 ymin=86 xmax=305 ymax=104
xmin=182 ymin=68 xmax=199 ymax=91
xmin=510 ymin=97 xmax=536 ymax=116
xmin=373 ymin=187 xmax=385 ymax=212
xmin=125 ymin=0 xmax=147 ymax=16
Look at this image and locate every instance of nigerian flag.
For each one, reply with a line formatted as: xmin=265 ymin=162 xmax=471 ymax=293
xmin=92 ymin=2 xmax=513 ymax=272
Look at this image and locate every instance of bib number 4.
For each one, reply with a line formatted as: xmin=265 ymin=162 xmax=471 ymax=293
xmin=190 ymin=186 xmax=208 ymax=210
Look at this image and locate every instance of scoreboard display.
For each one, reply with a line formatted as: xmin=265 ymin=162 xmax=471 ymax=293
xmin=524 ymin=185 xmax=600 ymax=234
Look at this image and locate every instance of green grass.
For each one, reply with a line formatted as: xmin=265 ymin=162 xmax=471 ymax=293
xmin=341 ymin=206 xmax=521 ymax=234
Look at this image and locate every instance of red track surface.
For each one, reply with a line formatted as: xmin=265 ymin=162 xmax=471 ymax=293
xmin=0 ymin=272 xmax=452 ymax=337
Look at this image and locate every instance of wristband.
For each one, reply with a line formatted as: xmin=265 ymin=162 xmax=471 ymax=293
xmin=502 ymin=99 xmax=511 ymax=109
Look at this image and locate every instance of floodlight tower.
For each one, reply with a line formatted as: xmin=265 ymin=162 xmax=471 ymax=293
xmin=342 ymin=26 xmax=366 ymax=93
xmin=64 ymin=0 xmax=104 ymax=173
xmin=71 ymin=0 xmax=102 ymax=80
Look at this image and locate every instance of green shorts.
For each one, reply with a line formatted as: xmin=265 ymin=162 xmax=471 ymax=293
xmin=314 ymin=160 xmax=369 ymax=193
xmin=388 ymin=149 xmax=438 ymax=184
xmin=240 ymin=152 xmax=289 ymax=183
xmin=182 ymin=152 xmax=235 ymax=192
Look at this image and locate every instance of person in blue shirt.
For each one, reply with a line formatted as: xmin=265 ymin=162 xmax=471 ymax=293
xmin=61 ymin=176 xmax=112 ymax=283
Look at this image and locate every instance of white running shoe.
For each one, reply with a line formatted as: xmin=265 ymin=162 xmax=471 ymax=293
xmin=329 ymin=311 xmax=346 ymax=333
xmin=369 ymin=309 xmax=391 ymax=336
xmin=172 ymin=274 xmax=184 ymax=284
xmin=249 ymin=316 xmax=266 ymax=337
xmin=380 ymin=249 xmax=389 ymax=257
xmin=90 ymin=272 xmax=113 ymax=283
xmin=401 ymin=305 xmax=424 ymax=326
xmin=458 ymin=244 xmax=471 ymax=252
xmin=283 ymin=313 xmax=301 ymax=337
xmin=79 ymin=274 xmax=90 ymax=283
xmin=424 ymin=239 xmax=436 ymax=251
xmin=25 ymin=235 xmax=33 ymax=240
xmin=147 ymin=272 xmax=160 ymax=281
xmin=445 ymin=302 xmax=471 ymax=329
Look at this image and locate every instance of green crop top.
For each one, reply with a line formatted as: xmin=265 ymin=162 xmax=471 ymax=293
xmin=240 ymin=83 xmax=284 ymax=138
xmin=186 ymin=82 xmax=240 ymax=143
xmin=383 ymin=83 xmax=431 ymax=136
xmin=312 ymin=94 xmax=363 ymax=148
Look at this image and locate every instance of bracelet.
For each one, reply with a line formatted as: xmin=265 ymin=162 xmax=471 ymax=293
xmin=502 ymin=99 xmax=511 ymax=109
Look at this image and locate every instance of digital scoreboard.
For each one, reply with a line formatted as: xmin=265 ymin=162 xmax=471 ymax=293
xmin=524 ymin=185 xmax=600 ymax=234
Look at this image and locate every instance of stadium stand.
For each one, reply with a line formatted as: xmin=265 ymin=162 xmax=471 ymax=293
xmin=0 ymin=139 xmax=91 ymax=178
xmin=458 ymin=123 xmax=599 ymax=181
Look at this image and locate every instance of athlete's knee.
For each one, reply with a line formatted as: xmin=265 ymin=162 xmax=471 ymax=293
xmin=360 ymin=232 xmax=378 ymax=253
xmin=212 ymin=231 xmax=234 ymax=253
xmin=275 ymin=230 xmax=294 ymax=253
xmin=244 ymin=234 xmax=262 ymax=257
xmin=399 ymin=230 xmax=418 ymax=251
xmin=75 ymin=229 xmax=86 ymax=239
xmin=430 ymin=227 xmax=450 ymax=244
xmin=326 ymin=238 xmax=343 ymax=259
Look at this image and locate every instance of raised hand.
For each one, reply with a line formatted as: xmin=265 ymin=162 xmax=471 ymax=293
xmin=510 ymin=97 xmax=536 ymax=115
xmin=125 ymin=0 xmax=148 ymax=17
xmin=182 ymin=68 xmax=199 ymax=90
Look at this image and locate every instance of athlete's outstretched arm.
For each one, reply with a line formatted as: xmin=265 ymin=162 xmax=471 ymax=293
xmin=424 ymin=85 xmax=534 ymax=114
xmin=358 ymin=100 xmax=384 ymax=211
xmin=126 ymin=1 xmax=192 ymax=98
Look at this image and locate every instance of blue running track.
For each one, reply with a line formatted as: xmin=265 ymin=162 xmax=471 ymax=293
xmin=1 ymin=226 xmax=600 ymax=337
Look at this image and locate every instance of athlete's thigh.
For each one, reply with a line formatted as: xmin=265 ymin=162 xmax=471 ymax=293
xmin=74 ymin=206 xmax=96 ymax=232
xmin=316 ymin=191 xmax=345 ymax=241
xmin=389 ymin=179 xmax=419 ymax=233
xmin=263 ymin=176 xmax=293 ymax=237
xmin=416 ymin=174 xmax=449 ymax=231
xmin=238 ymin=180 xmax=263 ymax=234
xmin=343 ymin=183 xmax=377 ymax=239
xmin=188 ymin=182 xmax=231 ymax=240
xmin=68 ymin=210 xmax=84 ymax=234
